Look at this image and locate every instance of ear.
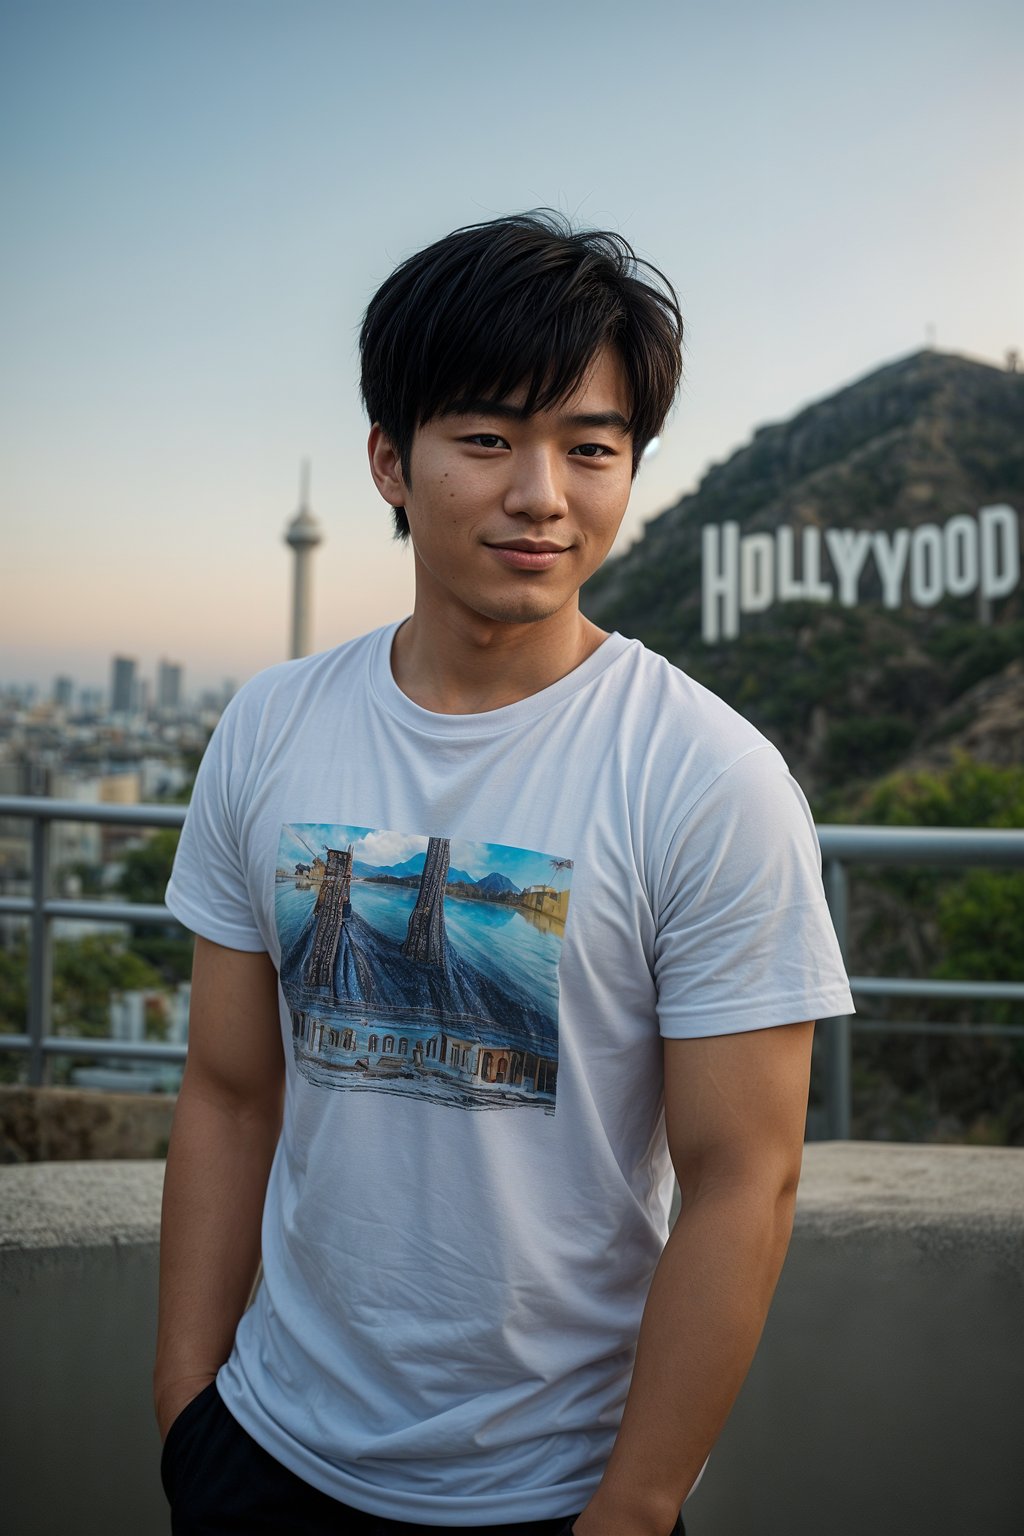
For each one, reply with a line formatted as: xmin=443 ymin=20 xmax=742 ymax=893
xmin=367 ymin=425 xmax=407 ymax=507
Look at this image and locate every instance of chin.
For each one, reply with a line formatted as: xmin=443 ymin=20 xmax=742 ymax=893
xmin=474 ymin=591 xmax=573 ymax=627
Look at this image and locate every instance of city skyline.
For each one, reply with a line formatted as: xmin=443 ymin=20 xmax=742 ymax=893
xmin=2 ymin=1 xmax=1022 ymax=691
xmin=0 ymin=652 xmax=230 ymax=714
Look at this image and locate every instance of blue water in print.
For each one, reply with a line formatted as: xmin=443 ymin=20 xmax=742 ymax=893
xmin=275 ymin=878 xmax=563 ymax=1019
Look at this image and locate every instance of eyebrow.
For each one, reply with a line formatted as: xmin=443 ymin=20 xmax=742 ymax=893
xmin=447 ymin=399 xmax=631 ymax=434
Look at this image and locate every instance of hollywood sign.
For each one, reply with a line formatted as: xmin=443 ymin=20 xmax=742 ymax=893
xmin=701 ymin=504 xmax=1020 ymax=643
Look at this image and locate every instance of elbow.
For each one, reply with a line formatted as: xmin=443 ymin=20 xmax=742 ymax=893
xmin=766 ymin=1144 xmax=804 ymax=1237
xmin=677 ymin=1149 xmax=804 ymax=1264
xmin=771 ymin=1171 xmax=800 ymax=1252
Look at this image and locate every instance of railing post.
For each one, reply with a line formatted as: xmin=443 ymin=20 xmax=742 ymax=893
xmin=823 ymin=858 xmax=852 ymax=1140
xmin=28 ymin=813 xmax=52 ymax=1086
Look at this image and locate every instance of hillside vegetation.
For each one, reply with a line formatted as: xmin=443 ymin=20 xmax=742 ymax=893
xmin=584 ymin=350 xmax=1024 ymax=1142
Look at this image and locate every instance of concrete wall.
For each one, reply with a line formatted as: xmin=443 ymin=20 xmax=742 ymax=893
xmin=686 ymin=1144 xmax=1024 ymax=1536
xmin=1 ymin=1145 xmax=1022 ymax=1536
xmin=1 ymin=1161 xmax=166 ymax=1536
xmin=1 ymin=1086 xmax=175 ymax=1162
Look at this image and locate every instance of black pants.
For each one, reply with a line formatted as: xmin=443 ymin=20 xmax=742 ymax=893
xmin=162 ymin=1383 xmax=686 ymax=1535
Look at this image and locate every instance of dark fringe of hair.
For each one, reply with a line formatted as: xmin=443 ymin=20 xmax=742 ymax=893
xmin=359 ymin=211 xmax=683 ymax=539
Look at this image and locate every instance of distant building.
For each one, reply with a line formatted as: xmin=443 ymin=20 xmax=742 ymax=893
xmin=157 ymin=660 xmax=183 ymax=712
xmin=167 ymin=983 xmax=191 ymax=1046
xmin=519 ymin=884 xmax=570 ymax=924
xmin=111 ymin=655 xmax=136 ymax=715
xmin=53 ymin=676 xmax=73 ymax=709
xmin=98 ymin=770 xmax=142 ymax=863
xmin=110 ymin=990 xmax=146 ymax=1044
xmin=103 ymin=771 xmax=140 ymax=804
xmin=50 ymin=772 xmax=104 ymax=873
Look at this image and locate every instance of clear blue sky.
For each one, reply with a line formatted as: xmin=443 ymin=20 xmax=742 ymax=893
xmin=2 ymin=0 xmax=1021 ymax=692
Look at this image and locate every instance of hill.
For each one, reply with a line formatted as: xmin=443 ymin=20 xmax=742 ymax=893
xmin=583 ymin=350 xmax=1024 ymax=807
xmin=474 ymin=872 xmax=520 ymax=895
xmin=354 ymin=853 xmax=476 ymax=885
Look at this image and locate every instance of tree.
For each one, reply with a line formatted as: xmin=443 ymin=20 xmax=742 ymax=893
xmin=117 ymin=829 xmax=193 ymax=984
xmin=859 ymin=756 xmax=1024 ymax=830
xmin=0 ymin=937 xmax=29 ymax=1083
xmin=53 ymin=933 xmax=163 ymax=1037
xmin=118 ymin=829 xmax=181 ymax=905
xmin=836 ymin=756 xmax=1024 ymax=1143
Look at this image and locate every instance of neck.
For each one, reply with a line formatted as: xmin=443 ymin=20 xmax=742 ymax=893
xmin=391 ymin=602 xmax=608 ymax=714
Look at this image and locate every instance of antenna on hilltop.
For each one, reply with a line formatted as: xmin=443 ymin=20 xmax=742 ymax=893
xmin=925 ymin=324 xmax=936 ymax=351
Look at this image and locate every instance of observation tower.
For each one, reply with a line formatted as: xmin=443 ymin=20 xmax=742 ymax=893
xmin=284 ymin=461 xmax=324 ymax=659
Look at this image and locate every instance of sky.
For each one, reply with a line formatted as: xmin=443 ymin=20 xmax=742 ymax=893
xmin=279 ymin=824 xmax=565 ymax=890
xmin=1 ymin=0 xmax=1021 ymax=694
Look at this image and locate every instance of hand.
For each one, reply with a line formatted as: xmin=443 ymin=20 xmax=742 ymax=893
xmin=154 ymin=1372 xmax=217 ymax=1442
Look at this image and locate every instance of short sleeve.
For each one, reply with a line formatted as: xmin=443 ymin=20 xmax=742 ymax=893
xmin=165 ymin=697 xmax=268 ymax=952
xmin=653 ymin=746 xmax=854 ymax=1037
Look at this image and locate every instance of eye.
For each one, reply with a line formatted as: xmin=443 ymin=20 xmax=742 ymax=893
xmin=569 ymin=443 xmax=614 ymax=458
xmin=463 ymin=433 xmax=509 ymax=450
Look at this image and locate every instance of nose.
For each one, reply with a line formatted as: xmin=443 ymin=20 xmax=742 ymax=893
xmin=502 ymin=448 xmax=568 ymax=522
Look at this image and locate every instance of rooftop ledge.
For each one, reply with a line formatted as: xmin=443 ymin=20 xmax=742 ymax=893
xmin=3 ymin=1140 xmax=1022 ymax=1251
xmin=2 ymin=1144 xmax=1023 ymax=1536
xmin=793 ymin=1141 xmax=1024 ymax=1256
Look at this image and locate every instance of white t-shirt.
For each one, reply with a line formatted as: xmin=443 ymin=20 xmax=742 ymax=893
xmin=166 ymin=622 xmax=853 ymax=1525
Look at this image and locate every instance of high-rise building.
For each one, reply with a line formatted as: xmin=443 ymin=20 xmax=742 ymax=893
xmin=53 ymin=676 xmax=73 ymax=709
xmin=157 ymin=660 xmax=183 ymax=712
xmin=111 ymin=655 xmax=137 ymax=715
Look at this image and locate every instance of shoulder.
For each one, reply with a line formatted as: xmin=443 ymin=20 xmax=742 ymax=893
xmin=190 ymin=627 xmax=394 ymax=812
xmin=214 ymin=625 xmax=393 ymax=738
xmin=606 ymin=637 xmax=786 ymax=815
xmin=609 ymin=638 xmax=770 ymax=748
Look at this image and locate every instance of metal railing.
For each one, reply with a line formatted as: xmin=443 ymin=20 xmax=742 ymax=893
xmin=0 ymin=797 xmax=188 ymax=1083
xmin=817 ymin=826 xmax=1024 ymax=1136
xmin=1 ymin=797 xmax=1023 ymax=1135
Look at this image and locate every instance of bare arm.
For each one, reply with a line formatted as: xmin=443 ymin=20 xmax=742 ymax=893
xmin=574 ymin=1020 xmax=815 ymax=1536
xmin=153 ymin=936 xmax=284 ymax=1439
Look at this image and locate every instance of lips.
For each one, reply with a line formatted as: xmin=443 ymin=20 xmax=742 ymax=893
xmin=488 ymin=540 xmax=569 ymax=553
xmin=486 ymin=541 xmax=570 ymax=571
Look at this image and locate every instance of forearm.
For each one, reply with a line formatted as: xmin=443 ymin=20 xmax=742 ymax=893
xmin=153 ymin=1071 xmax=281 ymax=1435
xmin=577 ymin=1176 xmax=798 ymax=1536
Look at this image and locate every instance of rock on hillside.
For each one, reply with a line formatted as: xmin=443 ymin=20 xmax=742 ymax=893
xmin=889 ymin=660 xmax=1024 ymax=778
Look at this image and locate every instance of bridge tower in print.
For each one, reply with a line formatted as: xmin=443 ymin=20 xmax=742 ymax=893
xmin=401 ymin=837 xmax=450 ymax=966
xmin=306 ymin=845 xmax=353 ymax=988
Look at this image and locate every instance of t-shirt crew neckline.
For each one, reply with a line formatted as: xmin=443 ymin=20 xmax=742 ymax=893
xmin=368 ymin=620 xmax=636 ymax=739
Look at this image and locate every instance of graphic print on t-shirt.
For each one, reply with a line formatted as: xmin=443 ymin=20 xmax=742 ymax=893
xmin=276 ymin=823 xmax=572 ymax=1112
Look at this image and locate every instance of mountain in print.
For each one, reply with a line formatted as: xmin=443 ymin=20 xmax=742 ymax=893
xmin=473 ymin=872 xmax=521 ymax=895
xmin=354 ymin=852 xmax=477 ymax=883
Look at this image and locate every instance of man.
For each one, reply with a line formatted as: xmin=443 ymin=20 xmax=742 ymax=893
xmin=156 ymin=212 xmax=853 ymax=1535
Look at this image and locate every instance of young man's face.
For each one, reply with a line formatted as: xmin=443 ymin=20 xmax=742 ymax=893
xmin=370 ymin=346 xmax=634 ymax=633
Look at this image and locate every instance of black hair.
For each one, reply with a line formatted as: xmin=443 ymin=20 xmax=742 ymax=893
xmin=359 ymin=210 xmax=683 ymax=540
